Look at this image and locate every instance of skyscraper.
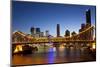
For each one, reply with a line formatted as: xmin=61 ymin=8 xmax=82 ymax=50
xmin=30 ymin=27 xmax=36 ymax=36
xmin=81 ymin=23 xmax=85 ymax=29
xmin=57 ymin=24 xmax=60 ymax=37
xmin=45 ymin=30 xmax=49 ymax=37
xmin=36 ymin=28 xmax=40 ymax=34
xmin=65 ymin=30 xmax=70 ymax=37
xmin=71 ymin=31 xmax=76 ymax=36
xmin=35 ymin=28 xmax=40 ymax=37
xmin=40 ymin=32 xmax=44 ymax=37
xmin=30 ymin=27 xmax=42 ymax=37
xmin=30 ymin=27 xmax=34 ymax=34
xmin=86 ymin=9 xmax=94 ymax=40
xmin=71 ymin=31 xmax=77 ymax=40
xmin=86 ymin=9 xmax=91 ymax=25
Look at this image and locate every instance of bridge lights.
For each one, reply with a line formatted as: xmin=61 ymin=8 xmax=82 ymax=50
xmin=92 ymin=43 xmax=96 ymax=49
xmin=14 ymin=45 xmax=23 ymax=53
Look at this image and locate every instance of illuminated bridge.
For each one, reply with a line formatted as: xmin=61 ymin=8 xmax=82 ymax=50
xmin=12 ymin=25 xmax=95 ymax=45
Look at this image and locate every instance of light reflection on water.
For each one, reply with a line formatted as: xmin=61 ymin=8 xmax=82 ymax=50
xmin=12 ymin=43 xmax=96 ymax=65
xmin=48 ymin=51 xmax=55 ymax=63
xmin=48 ymin=47 xmax=56 ymax=52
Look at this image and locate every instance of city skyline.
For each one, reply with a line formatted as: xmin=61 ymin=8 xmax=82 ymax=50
xmin=12 ymin=1 xmax=96 ymax=37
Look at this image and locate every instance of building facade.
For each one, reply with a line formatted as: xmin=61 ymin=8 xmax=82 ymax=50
xmin=57 ymin=24 xmax=60 ymax=37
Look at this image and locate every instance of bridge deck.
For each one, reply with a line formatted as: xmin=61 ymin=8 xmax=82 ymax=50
xmin=12 ymin=40 xmax=95 ymax=45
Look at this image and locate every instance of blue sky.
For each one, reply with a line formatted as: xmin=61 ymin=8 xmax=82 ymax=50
xmin=12 ymin=1 xmax=96 ymax=36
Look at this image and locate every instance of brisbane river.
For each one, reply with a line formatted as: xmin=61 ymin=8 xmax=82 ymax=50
xmin=12 ymin=43 xmax=96 ymax=66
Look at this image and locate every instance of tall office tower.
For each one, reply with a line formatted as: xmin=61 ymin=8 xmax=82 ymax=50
xmin=81 ymin=23 xmax=86 ymax=30
xmin=36 ymin=28 xmax=40 ymax=37
xmin=57 ymin=24 xmax=60 ymax=37
xmin=79 ymin=29 xmax=82 ymax=40
xmin=86 ymin=9 xmax=91 ymax=25
xmin=40 ymin=32 xmax=44 ymax=37
xmin=65 ymin=30 xmax=70 ymax=37
xmin=71 ymin=31 xmax=76 ymax=36
xmin=30 ymin=27 xmax=36 ymax=36
xmin=71 ymin=31 xmax=77 ymax=40
xmin=79 ymin=23 xmax=87 ymax=40
xmin=45 ymin=30 xmax=49 ymax=37
xmin=30 ymin=27 xmax=34 ymax=34
xmin=36 ymin=28 xmax=40 ymax=33
xmin=85 ymin=9 xmax=94 ymax=40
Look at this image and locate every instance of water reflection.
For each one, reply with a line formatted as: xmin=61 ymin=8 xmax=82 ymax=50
xmin=12 ymin=43 xmax=96 ymax=66
xmin=48 ymin=52 xmax=55 ymax=64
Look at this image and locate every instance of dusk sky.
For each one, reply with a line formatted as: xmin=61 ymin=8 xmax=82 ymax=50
xmin=12 ymin=1 xmax=96 ymax=37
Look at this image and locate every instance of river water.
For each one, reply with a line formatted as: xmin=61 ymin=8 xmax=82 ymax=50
xmin=12 ymin=43 xmax=96 ymax=66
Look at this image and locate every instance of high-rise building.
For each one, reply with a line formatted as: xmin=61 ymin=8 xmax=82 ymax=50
xmin=71 ymin=31 xmax=76 ymax=36
xmin=35 ymin=28 xmax=40 ymax=37
xmin=80 ymin=23 xmax=86 ymax=40
xmin=79 ymin=9 xmax=93 ymax=40
xmin=86 ymin=9 xmax=91 ymax=25
xmin=36 ymin=28 xmax=40 ymax=34
xmin=81 ymin=23 xmax=85 ymax=29
xmin=40 ymin=32 xmax=44 ymax=37
xmin=30 ymin=27 xmax=34 ymax=34
xmin=57 ymin=24 xmax=60 ymax=37
xmin=71 ymin=31 xmax=77 ymax=40
xmin=86 ymin=9 xmax=94 ymax=40
xmin=30 ymin=27 xmax=36 ymax=36
xmin=30 ymin=27 xmax=42 ymax=37
xmin=45 ymin=30 xmax=49 ymax=37
xmin=65 ymin=30 xmax=70 ymax=37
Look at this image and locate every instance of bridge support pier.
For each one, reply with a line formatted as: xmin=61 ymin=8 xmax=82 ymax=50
xmin=53 ymin=42 xmax=60 ymax=47
xmin=12 ymin=44 xmax=16 ymax=55
xmin=53 ymin=42 xmax=61 ymax=52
